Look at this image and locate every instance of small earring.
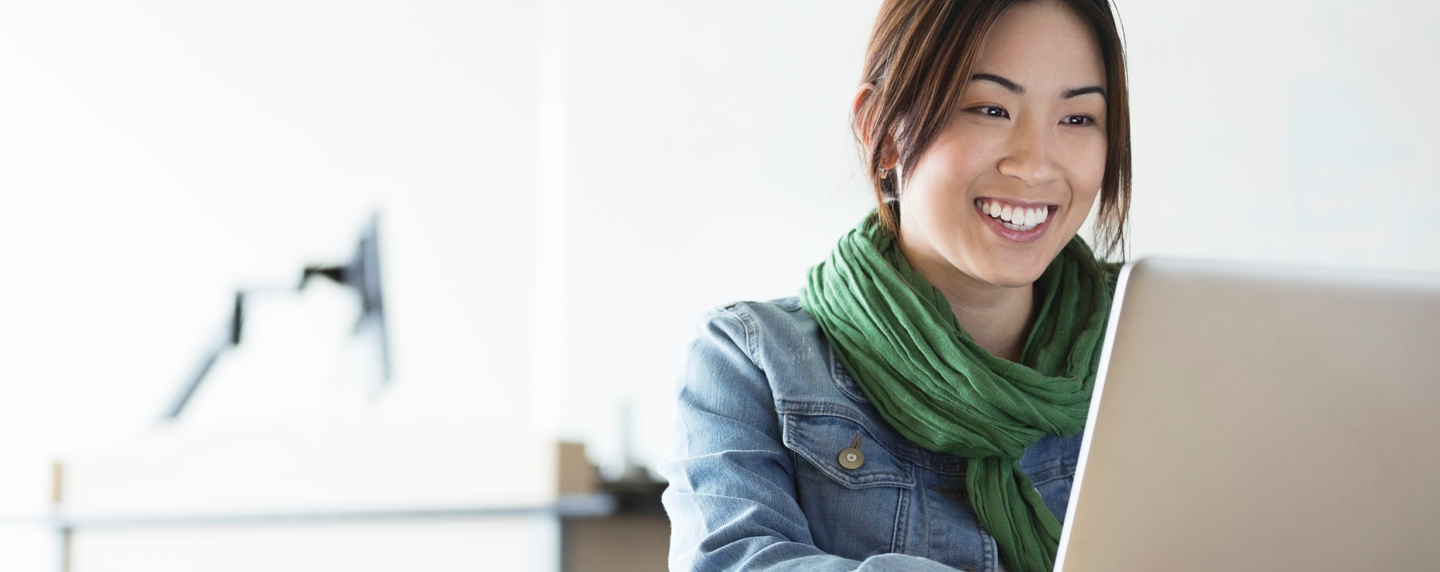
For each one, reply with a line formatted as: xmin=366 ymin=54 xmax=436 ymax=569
xmin=879 ymin=168 xmax=890 ymax=180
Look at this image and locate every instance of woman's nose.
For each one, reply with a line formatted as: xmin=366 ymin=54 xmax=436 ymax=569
xmin=997 ymin=119 xmax=1058 ymax=186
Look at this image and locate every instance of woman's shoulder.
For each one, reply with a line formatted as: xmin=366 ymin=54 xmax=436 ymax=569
xmin=693 ymin=297 xmax=821 ymax=355
xmin=687 ymin=296 xmax=859 ymax=405
xmin=704 ymin=296 xmax=809 ymax=323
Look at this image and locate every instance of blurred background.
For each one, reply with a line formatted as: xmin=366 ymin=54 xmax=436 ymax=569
xmin=0 ymin=0 xmax=1436 ymax=570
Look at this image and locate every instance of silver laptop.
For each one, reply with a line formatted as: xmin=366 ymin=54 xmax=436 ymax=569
xmin=1054 ymin=258 xmax=1440 ymax=572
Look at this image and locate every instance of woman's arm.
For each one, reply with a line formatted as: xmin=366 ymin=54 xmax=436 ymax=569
xmin=658 ymin=306 xmax=958 ymax=572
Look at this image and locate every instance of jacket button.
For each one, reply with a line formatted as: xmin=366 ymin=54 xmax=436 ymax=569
xmin=839 ymin=431 xmax=866 ymax=470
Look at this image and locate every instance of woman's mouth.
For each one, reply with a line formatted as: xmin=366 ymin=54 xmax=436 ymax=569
xmin=974 ymin=198 xmax=1055 ymax=241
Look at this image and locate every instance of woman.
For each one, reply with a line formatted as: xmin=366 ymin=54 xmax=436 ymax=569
xmin=660 ymin=0 xmax=1130 ymax=570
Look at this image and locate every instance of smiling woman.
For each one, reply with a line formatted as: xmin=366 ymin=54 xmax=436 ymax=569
xmin=882 ymin=0 xmax=1124 ymax=361
xmin=660 ymin=1 xmax=1129 ymax=571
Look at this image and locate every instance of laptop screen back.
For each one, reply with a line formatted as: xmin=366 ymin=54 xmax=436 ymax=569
xmin=1055 ymin=258 xmax=1440 ymax=572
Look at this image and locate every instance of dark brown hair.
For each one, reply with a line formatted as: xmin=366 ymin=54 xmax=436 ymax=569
xmin=854 ymin=0 xmax=1131 ymax=259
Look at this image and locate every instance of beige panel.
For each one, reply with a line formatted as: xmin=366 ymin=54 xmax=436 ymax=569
xmin=565 ymin=515 xmax=669 ymax=572
xmin=557 ymin=442 xmax=599 ymax=496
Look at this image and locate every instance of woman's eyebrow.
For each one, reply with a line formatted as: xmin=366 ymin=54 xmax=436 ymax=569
xmin=971 ymin=74 xmax=1108 ymax=101
xmin=1063 ymin=85 xmax=1108 ymax=100
xmin=971 ymin=73 xmax=1023 ymax=93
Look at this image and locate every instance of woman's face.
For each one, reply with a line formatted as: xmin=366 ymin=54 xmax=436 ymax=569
xmin=896 ymin=1 xmax=1108 ymax=290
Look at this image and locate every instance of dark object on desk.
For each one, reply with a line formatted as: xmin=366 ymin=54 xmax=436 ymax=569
xmin=162 ymin=213 xmax=390 ymax=421
xmin=598 ymin=474 xmax=667 ymax=516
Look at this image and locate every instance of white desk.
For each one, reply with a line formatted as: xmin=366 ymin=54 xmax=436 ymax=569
xmin=8 ymin=419 xmax=666 ymax=572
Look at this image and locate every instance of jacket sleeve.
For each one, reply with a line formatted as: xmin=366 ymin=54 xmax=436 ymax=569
xmin=658 ymin=307 xmax=958 ymax=572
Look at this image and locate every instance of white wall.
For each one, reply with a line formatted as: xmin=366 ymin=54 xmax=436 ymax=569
xmin=1124 ymin=0 xmax=1440 ymax=270
xmin=553 ymin=0 xmax=1440 ymax=473
xmin=554 ymin=0 xmax=882 ymax=474
xmin=0 ymin=0 xmax=542 ymax=507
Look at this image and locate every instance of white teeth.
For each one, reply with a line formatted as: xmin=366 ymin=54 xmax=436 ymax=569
xmin=979 ymin=200 xmax=1048 ymax=231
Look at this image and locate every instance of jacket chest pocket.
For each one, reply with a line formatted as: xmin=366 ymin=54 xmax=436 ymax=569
xmin=780 ymin=409 xmax=916 ymax=559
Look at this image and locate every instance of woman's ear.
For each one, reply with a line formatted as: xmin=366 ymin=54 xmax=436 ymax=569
xmin=852 ymin=83 xmax=877 ymax=141
xmin=852 ymin=84 xmax=899 ymax=172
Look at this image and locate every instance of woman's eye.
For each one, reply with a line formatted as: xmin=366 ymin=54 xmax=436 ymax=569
xmin=1062 ymin=114 xmax=1095 ymax=126
xmin=972 ymin=105 xmax=1009 ymax=119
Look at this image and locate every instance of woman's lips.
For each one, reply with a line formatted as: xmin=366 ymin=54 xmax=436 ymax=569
xmin=973 ymin=198 xmax=1054 ymax=243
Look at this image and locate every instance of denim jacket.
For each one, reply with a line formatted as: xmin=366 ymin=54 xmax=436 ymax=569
xmin=659 ymin=297 xmax=1082 ymax=572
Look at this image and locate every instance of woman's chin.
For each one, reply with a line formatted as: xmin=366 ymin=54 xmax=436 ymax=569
xmin=968 ymin=257 xmax=1051 ymax=289
xmin=966 ymin=232 xmax=1076 ymax=289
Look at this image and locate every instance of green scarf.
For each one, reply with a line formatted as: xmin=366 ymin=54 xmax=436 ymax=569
xmin=800 ymin=210 xmax=1116 ymax=572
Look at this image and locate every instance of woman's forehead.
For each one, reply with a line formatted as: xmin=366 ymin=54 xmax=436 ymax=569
xmin=971 ymin=2 xmax=1105 ymax=94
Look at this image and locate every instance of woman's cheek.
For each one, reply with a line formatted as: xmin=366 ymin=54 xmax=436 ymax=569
xmin=1062 ymin=135 xmax=1108 ymax=200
